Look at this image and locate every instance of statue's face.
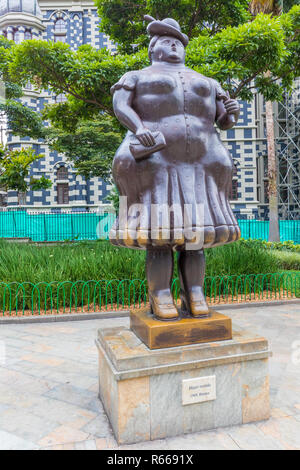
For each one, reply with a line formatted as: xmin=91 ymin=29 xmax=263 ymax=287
xmin=152 ymin=35 xmax=185 ymax=64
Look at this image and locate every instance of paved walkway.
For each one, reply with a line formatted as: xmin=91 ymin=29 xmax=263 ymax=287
xmin=0 ymin=303 xmax=300 ymax=450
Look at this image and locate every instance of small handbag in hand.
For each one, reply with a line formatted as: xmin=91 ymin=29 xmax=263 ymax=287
xmin=129 ymin=131 xmax=166 ymax=160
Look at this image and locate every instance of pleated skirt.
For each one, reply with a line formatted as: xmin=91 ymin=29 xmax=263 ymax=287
xmin=109 ymin=136 xmax=241 ymax=250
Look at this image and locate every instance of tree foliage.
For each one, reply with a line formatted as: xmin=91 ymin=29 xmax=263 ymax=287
xmin=3 ymin=99 xmax=45 ymax=139
xmin=8 ymin=7 xmax=300 ymax=109
xmin=46 ymin=114 xmax=124 ymax=180
xmin=0 ymin=36 xmax=45 ymax=140
xmin=0 ymin=146 xmax=52 ymax=193
xmin=0 ymin=3 xmax=299 ymax=182
xmin=283 ymin=0 xmax=300 ymax=11
xmin=187 ymin=9 xmax=300 ymax=101
xmin=95 ymin=0 xmax=251 ymax=52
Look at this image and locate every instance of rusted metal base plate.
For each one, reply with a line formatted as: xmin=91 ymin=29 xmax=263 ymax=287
xmin=130 ymin=307 xmax=232 ymax=349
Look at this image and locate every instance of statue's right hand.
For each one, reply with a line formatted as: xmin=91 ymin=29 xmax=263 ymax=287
xmin=135 ymin=127 xmax=156 ymax=147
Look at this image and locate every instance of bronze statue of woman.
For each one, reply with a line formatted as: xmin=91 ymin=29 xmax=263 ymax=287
xmin=110 ymin=16 xmax=241 ymax=321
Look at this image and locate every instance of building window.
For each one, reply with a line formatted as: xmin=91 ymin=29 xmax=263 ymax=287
xmin=230 ymin=162 xmax=239 ymax=200
xmin=54 ymin=18 xmax=67 ymax=43
xmin=57 ymin=166 xmax=68 ymax=180
xmin=24 ymin=30 xmax=32 ymax=40
xmin=14 ymin=30 xmax=21 ymax=44
xmin=55 ymin=19 xmax=66 ymax=32
xmin=54 ymin=35 xmax=66 ymax=43
xmin=55 ymin=93 xmax=67 ymax=104
xmin=230 ymin=179 xmax=239 ymax=200
xmin=57 ymin=183 xmax=69 ymax=204
xmin=24 ymin=32 xmax=31 ymax=40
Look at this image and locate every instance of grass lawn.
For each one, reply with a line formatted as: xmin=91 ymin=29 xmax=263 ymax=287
xmin=0 ymin=239 xmax=298 ymax=314
xmin=271 ymin=250 xmax=300 ymax=271
xmin=0 ymin=239 xmax=298 ymax=284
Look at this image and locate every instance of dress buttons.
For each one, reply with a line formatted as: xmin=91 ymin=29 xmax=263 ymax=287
xmin=179 ymin=71 xmax=191 ymax=156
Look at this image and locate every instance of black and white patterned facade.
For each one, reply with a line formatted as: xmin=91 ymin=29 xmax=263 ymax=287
xmin=0 ymin=1 xmax=297 ymax=217
xmin=0 ymin=0 xmax=116 ymax=211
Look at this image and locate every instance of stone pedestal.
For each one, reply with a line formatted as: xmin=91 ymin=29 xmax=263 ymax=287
xmin=130 ymin=307 xmax=232 ymax=349
xmin=96 ymin=324 xmax=271 ymax=445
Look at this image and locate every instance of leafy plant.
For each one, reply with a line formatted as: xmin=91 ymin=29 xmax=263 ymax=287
xmin=105 ymin=185 xmax=120 ymax=213
xmin=0 ymin=4 xmax=299 ymax=182
xmin=95 ymin=0 xmax=251 ymax=53
xmin=0 ymin=145 xmax=52 ymax=193
xmin=0 ymin=238 xmax=290 ymax=284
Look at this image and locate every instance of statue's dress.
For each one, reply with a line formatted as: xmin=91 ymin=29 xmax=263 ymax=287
xmin=109 ymin=65 xmax=241 ymax=250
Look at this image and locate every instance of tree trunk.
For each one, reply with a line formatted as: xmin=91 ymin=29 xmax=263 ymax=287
xmin=249 ymin=1 xmax=282 ymax=242
xmin=265 ymin=99 xmax=280 ymax=242
xmin=18 ymin=191 xmax=27 ymax=206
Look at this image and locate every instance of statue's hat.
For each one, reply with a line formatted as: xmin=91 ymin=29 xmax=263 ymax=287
xmin=144 ymin=15 xmax=189 ymax=47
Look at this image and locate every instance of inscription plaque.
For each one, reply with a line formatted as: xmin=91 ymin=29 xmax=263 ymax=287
xmin=182 ymin=376 xmax=216 ymax=405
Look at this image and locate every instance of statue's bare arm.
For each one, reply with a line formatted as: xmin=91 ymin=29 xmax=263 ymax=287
xmin=113 ymin=88 xmax=155 ymax=147
xmin=215 ymin=94 xmax=240 ymax=131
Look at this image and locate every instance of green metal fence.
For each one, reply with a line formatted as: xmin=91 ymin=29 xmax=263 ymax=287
xmin=1 ymin=272 xmax=299 ymax=316
xmin=238 ymin=219 xmax=300 ymax=243
xmin=0 ymin=210 xmax=299 ymax=243
xmin=0 ymin=210 xmax=115 ymax=241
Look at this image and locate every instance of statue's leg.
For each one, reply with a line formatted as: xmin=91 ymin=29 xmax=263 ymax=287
xmin=177 ymin=249 xmax=209 ymax=317
xmin=146 ymin=246 xmax=179 ymax=321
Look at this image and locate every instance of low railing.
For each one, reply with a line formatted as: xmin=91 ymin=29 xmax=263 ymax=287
xmin=0 ymin=272 xmax=299 ymax=317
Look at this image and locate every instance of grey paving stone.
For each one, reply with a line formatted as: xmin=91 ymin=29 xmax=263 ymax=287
xmin=227 ymin=423 xmax=284 ymax=450
xmin=164 ymin=429 xmax=240 ymax=450
xmin=0 ymin=408 xmax=59 ymax=442
xmin=0 ymin=430 xmax=38 ymax=450
xmin=0 ymin=304 xmax=298 ymax=449
xmin=44 ymin=383 xmax=96 ymax=410
xmin=81 ymin=413 xmax=114 ymax=439
xmin=257 ymin=416 xmax=300 ymax=450
xmin=118 ymin=438 xmax=169 ymax=450
xmin=74 ymin=439 xmax=97 ymax=450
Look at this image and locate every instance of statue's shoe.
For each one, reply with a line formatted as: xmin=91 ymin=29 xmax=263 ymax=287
xmin=181 ymin=289 xmax=210 ymax=318
xmin=149 ymin=294 xmax=179 ymax=321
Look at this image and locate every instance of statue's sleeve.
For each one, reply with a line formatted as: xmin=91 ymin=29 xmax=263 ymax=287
xmin=212 ymin=79 xmax=228 ymax=101
xmin=110 ymin=72 xmax=138 ymax=95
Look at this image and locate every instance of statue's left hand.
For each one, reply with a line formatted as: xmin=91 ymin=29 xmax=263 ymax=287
xmin=223 ymin=98 xmax=240 ymax=116
xmin=135 ymin=126 xmax=156 ymax=147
